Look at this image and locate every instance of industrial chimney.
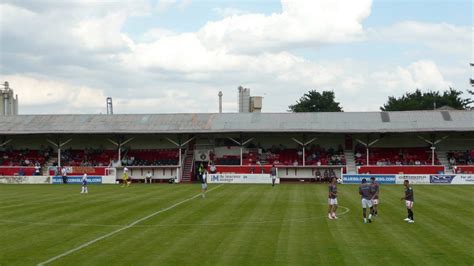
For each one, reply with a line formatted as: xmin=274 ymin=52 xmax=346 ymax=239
xmin=106 ymin=97 xmax=113 ymax=115
xmin=218 ymin=91 xmax=223 ymax=113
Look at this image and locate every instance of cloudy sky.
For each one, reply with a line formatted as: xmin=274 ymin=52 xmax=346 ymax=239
xmin=0 ymin=0 xmax=472 ymax=114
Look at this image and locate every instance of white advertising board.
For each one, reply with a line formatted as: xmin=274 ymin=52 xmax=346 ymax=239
xmin=0 ymin=176 xmax=50 ymax=184
xmin=395 ymin=175 xmax=430 ymax=184
xmin=208 ymin=174 xmax=279 ymax=184
xmin=395 ymin=174 xmax=474 ymax=185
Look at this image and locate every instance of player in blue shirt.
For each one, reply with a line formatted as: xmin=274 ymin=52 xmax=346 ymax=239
xmin=81 ymin=173 xmax=88 ymax=194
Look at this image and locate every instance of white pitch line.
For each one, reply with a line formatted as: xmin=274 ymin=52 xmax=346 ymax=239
xmin=37 ymin=184 xmax=224 ymax=266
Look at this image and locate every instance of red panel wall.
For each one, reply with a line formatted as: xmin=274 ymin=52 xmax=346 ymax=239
xmin=358 ymin=166 xmax=444 ymax=174
xmin=0 ymin=167 xmax=36 ymax=176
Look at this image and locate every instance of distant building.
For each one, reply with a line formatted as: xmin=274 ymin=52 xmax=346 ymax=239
xmin=238 ymin=86 xmax=262 ymax=113
xmin=0 ymin=81 xmax=18 ymax=115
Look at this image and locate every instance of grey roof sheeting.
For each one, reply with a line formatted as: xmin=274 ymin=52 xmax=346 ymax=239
xmin=0 ymin=110 xmax=473 ymax=135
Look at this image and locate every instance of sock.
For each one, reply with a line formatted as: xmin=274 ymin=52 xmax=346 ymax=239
xmin=408 ymin=209 xmax=414 ymax=220
xmin=368 ymin=213 xmax=372 ymax=219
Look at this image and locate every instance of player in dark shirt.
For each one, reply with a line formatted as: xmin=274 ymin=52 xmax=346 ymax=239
xmin=370 ymin=177 xmax=380 ymax=216
xmin=359 ymin=178 xmax=374 ymax=223
xmin=400 ymin=180 xmax=414 ymax=223
xmin=327 ymin=177 xmax=338 ymax=219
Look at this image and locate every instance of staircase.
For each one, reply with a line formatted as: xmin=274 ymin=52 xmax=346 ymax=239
xmin=436 ymin=150 xmax=452 ymax=173
xmin=181 ymin=141 xmax=195 ymax=183
xmin=344 ymin=150 xmax=357 ymax=174
xmin=42 ymin=157 xmax=57 ymax=176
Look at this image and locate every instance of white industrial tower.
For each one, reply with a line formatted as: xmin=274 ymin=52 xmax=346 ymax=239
xmin=0 ymin=81 xmax=18 ymax=115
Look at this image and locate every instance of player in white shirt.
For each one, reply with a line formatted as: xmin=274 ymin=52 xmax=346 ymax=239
xmin=81 ymin=173 xmax=88 ymax=194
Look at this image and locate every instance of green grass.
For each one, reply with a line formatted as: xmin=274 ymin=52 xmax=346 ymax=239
xmin=0 ymin=184 xmax=473 ymax=266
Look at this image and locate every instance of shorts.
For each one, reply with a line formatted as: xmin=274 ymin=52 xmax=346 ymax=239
xmin=271 ymin=175 xmax=276 ymax=179
xmin=372 ymin=199 xmax=379 ymax=205
xmin=201 ymin=183 xmax=208 ymax=189
xmin=405 ymin=200 xmax=414 ymax=208
xmin=362 ymin=198 xmax=373 ymax=208
xmin=328 ymin=198 xmax=338 ymax=205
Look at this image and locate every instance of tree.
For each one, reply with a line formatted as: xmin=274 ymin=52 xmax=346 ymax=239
xmin=380 ymin=88 xmax=473 ymax=111
xmin=289 ymin=90 xmax=343 ymax=112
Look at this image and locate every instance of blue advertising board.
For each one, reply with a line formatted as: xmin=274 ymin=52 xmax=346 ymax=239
xmin=51 ymin=176 xmax=103 ymax=184
xmin=342 ymin=174 xmax=396 ymax=184
xmin=429 ymin=175 xmax=456 ymax=184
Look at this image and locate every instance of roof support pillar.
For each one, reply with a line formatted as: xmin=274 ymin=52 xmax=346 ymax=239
xmin=292 ymin=136 xmax=316 ymax=166
xmin=107 ymin=135 xmax=134 ymax=167
xmin=228 ymin=135 xmax=253 ymax=166
xmin=356 ymin=137 xmax=380 ymax=166
xmin=46 ymin=137 xmax=72 ymax=168
xmin=418 ymin=134 xmax=448 ymax=165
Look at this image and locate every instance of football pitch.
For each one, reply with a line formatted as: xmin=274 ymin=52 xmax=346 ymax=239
xmin=0 ymin=184 xmax=473 ymax=265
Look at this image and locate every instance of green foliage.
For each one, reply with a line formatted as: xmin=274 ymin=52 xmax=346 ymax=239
xmin=289 ymin=90 xmax=343 ymax=112
xmin=381 ymin=88 xmax=473 ymax=111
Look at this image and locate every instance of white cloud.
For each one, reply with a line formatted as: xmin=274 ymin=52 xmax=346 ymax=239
xmin=141 ymin=28 xmax=176 ymax=42
xmin=0 ymin=0 xmax=469 ymax=115
xmin=213 ymin=7 xmax=249 ymax=18
xmin=72 ymin=13 xmax=132 ymax=52
xmin=1 ymin=75 xmax=106 ymax=112
xmin=156 ymin=0 xmax=191 ymax=13
xmin=367 ymin=21 xmax=472 ymax=56
xmin=199 ymin=0 xmax=372 ymax=53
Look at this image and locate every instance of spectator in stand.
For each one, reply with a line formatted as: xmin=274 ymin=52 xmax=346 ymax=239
xmin=209 ymin=162 xmax=217 ymax=174
xmin=34 ymin=162 xmax=41 ymax=176
xmin=293 ymin=160 xmax=299 ymax=166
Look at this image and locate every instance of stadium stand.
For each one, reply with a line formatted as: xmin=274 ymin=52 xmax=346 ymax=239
xmin=123 ymin=149 xmax=179 ymax=166
xmin=0 ymin=111 xmax=473 ymax=179
xmin=354 ymin=147 xmax=439 ymax=166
